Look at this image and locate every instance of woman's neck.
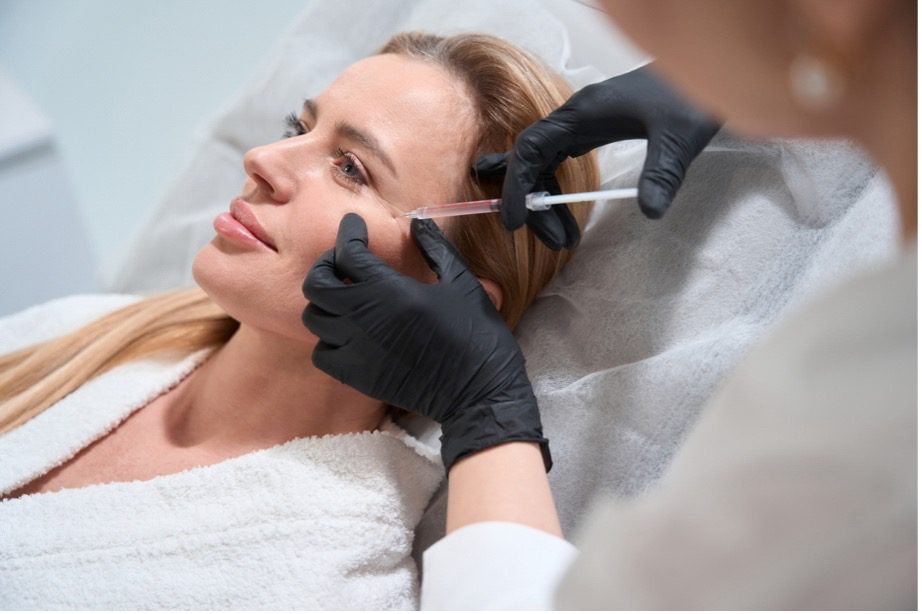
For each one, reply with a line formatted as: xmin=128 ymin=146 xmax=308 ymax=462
xmin=163 ymin=325 xmax=386 ymax=453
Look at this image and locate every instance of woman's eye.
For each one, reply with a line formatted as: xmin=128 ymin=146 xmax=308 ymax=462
xmin=334 ymin=148 xmax=368 ymax=186
xmin=282 ymin=111 xmax=367 ymax=187
xmin=283 ymin=112 xmax=307 ymax=138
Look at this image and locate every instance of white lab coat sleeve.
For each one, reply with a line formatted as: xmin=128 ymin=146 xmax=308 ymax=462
xmin=554 ymin=249 xmax=917 ymax=610
xmin=420 ymin=521 xmax=578 ymax=610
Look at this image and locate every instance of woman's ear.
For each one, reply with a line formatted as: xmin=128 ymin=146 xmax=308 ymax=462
xmin=477 ymin=277 xmax=504 ymax=312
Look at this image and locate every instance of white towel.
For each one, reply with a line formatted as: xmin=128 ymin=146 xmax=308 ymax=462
xmin=0 ymin=295 xmax=443 ymax=610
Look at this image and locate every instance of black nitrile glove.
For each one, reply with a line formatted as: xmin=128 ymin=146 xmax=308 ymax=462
xmin=302 ymin=213 xmax=550 ymax=472
xmin=476 ymin=64 xmax=721 ymax=250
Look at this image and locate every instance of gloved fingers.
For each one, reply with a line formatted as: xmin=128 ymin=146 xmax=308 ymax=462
xmin=520 ymin=158 xmax=570 ymax=251
xmin=502 ymin=121 xmax=569 ymax=231
xmin=302 ymin=303 xmax=351 ymax=347
xmin=475 ymin=147 xmax=570 ymax=250
xmin=524 ymin=206 xmax=576 ymax=251
xmin=552 ymin=203 xmax=581 ymax=249
xmin=302 ymin=248 xmax=343 ymax=308
xmin=538 ymin=167 xmax=563 ymax=197
xmin=637 ymin=129 xmax=690 ymax=219
xmin=637 ymin=107 xmax=720 ymax=219
xmin=302 ymin=247 xmax=377 ymax=315
xmin=333 ymin=213 xmax=399 ymax=282
xmin=472 ymin=152 xmax=508 ymax=181
xmin=313 ymin=338 xmax=369 ymax=375
xmin=474 ymin=152 xmax=563 ymax=196
xmin=411 ymin=218 xmax=473 ymax=284
xmin=311 ymin=340 xmax=347 ymax=383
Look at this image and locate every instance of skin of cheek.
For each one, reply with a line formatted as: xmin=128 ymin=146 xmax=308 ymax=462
xmin=192 ymin=244 xmax=308 ymax=345
xmin=283 ymin=182 xmax=440 ymax=281
xmin=192 ymin=200 xmax=439 ymax=347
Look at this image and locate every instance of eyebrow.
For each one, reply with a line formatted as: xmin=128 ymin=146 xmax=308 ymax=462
xmin=302 ymin=98 xmax=398 ymax=178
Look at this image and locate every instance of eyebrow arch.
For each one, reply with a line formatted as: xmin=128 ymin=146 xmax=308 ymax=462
xmin=301 ymin=98 xmax=398 ymax=178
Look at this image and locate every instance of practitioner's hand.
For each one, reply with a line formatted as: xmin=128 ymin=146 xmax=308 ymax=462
xmin=476 ymin=64 xmax=721 ymax=250
xmin=302 ymin=213 xmax=550 ymax=472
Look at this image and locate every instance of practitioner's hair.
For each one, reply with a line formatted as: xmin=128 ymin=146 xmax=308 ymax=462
xmin=0 ymin=32 xmax=598 ymax=434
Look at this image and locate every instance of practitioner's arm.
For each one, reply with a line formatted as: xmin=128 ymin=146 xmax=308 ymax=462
xmin=302 ymin=214 xmax=577 ymax=609
xmin=447 ymin=441 xmax=561 ymax=536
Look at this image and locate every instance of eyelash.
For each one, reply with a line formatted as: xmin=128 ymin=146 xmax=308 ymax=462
xmin=283 ymin=112 xmax=368 ymax=187
xmin=283 ymin=112 xmax=305 ymax=138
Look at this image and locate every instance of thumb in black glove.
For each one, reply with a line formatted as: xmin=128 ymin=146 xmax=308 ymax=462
xmin=476 ymin=64 xmax=721 ymax=250
xmin=302 ymin=213 xmax=550 ymax=472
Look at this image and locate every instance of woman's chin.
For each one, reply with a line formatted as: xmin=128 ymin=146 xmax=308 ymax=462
xmin=192 ymin=244 xmax=246 ymax=320
xmin=191 ymin=243 xmax=216 ymax=293
xmin=192 ymin=244 xmax=317 ymax=348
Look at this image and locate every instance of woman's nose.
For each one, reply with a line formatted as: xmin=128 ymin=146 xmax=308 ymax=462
xmin=242 ymin=142 xmax=298 ymax=204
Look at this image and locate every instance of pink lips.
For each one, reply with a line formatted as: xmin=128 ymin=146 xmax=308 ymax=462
xmin=213 ymin=198 xmax=278 ymax=252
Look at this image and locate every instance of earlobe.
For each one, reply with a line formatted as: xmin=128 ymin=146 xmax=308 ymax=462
xmin=477 ymin=277 xmax=504 ymax=312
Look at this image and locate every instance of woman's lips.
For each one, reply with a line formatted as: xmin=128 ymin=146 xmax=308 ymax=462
xmin=213 ymin=199 xmax=278 ymax=252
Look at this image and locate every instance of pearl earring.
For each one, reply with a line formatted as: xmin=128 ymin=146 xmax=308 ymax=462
xmin=789 ymin=52 xmax=845 ymax=111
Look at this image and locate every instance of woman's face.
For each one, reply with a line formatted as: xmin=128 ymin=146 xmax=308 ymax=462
xmin=193 ymin=54 xmax=478 ymax=343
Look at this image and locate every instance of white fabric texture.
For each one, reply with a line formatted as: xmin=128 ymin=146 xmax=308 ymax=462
xmin=0 ymin=295 xmax=443 ymax=610
xmin=422 ymin=246 xmax=916 ymax=610
xmin=526 ymin=135 xmax=899 ymax=538
xmin=102 ymin=0 xmax=901 ymax=564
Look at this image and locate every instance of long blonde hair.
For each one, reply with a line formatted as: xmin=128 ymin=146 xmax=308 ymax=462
xmin=0 ymin=32 xmax=598 ymax=434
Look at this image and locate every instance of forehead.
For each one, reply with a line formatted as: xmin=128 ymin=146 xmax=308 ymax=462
xmin=317 ymin=54 xmax=478 ymax=205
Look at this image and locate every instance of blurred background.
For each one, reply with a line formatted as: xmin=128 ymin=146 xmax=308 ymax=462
xmin=0 ymin=0 xmax=307 ymax=315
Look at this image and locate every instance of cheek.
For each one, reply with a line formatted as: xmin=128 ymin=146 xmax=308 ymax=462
xmin=367 ymin=218 xmax=438 ymax=284
xmin=286 ymin=200 xmax=435 ymax=284
xmin=192 ymin=203 xmax=437 ymax=344
xmin=192 ymin=243 xmax=314 ymax=342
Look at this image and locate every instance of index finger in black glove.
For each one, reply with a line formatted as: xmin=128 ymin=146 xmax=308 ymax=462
xmin=637 ymin=118 xmax=720 ymax=219
xmin=330 ymin=212 xmax=399 ymax=284
xmin=302 ymin=213 xmax=399 ymax=315
xmin=410 ymin=217 xmax=476 ymax=286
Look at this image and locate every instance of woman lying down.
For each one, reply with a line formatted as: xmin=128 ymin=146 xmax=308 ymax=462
xmin=0 ymin=32 xmax=597 ymax=609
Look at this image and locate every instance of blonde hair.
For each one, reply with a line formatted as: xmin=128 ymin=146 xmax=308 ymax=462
xmin=0 ymin=32 xmax=598 ymax=434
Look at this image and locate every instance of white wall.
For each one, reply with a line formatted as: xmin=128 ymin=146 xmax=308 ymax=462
xmin=0 ymin=0 xmax=308 ymax=286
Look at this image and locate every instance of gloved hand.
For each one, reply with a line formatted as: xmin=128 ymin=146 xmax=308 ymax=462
xmin=476 ymin=64 xmax=721 ymax=250
xmin=302 ymin=213 xmax=550 ymax=472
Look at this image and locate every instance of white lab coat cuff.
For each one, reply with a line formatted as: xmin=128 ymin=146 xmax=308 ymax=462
xmin=421 ymin=521 xmax=578 ymax=610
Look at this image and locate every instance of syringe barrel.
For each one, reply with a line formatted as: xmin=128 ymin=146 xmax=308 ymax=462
xmin=407 ymin=198 xmax=501 ymax=219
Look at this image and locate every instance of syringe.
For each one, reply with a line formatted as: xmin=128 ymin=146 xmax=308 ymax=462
xmin=401 ymin=188 xmax=639 ymax=220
